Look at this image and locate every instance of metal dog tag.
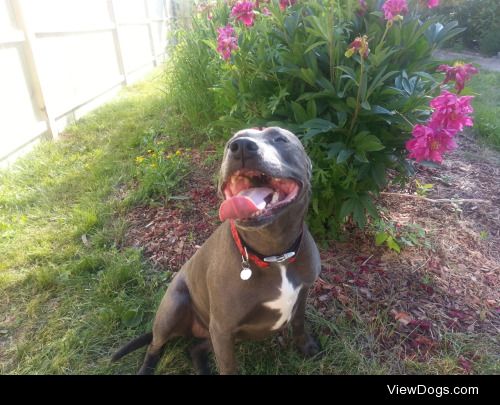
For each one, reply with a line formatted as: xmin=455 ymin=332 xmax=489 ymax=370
xmin=240 ymin=247 xmax=252 ymax=280
xmin=240 ymin=266 xmax=252 ymax=281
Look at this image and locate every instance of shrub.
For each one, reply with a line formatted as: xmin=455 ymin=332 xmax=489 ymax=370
xmin=479 ymin=30 xmax=500 ymax=57
xmin=434 ymin=0 xmax=500 ymax=55
xmin=167 ymin=0 xmax=466 ymax=237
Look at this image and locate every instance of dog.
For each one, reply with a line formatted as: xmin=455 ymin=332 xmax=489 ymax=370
xmin=111 ymin=127 xmax=321 ymax=374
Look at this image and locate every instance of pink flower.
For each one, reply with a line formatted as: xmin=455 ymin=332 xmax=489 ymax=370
xmin=436 ymin=62 xmax=479 ymax=93
xmin=231 ymin=1 xmax=255 ymax=26
xmin=426 ymin=0 xmax=439 ymax=8
xmin=406 ymin=124 xmax=457 ymax=163
xmin=261 ymin=7 xmax=271 ymax=16
xmin=429 ymin=90 xmax=474 ymax=133
xmin=382 ymin=0 xmax=408 ymax=21
xmin=217 ymin=24 xmax=238 ymax=60
xmin=279 ymin=0 xmax=297 ymax=11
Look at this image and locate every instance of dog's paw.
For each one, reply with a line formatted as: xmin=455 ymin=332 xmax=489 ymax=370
xmin=295 ymin=334 xmax=321 ymax=358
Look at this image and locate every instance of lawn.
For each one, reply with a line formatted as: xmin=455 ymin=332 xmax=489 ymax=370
xmin=469 ymin=70 xmax=500 ymax=150
xmin=0 ymin=69 xmax=498 ymax=375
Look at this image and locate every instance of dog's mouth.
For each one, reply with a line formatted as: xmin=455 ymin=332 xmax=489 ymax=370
xmin=219 ymin=169 xmax=300 ymax=222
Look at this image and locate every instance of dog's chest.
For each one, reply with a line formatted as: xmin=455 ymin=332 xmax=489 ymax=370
xmin=263 ymin=264 xmax=301 ymax=330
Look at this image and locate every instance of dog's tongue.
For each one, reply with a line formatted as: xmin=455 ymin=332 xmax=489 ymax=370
xmin=219 ymin=187 xmax=273 ymax=221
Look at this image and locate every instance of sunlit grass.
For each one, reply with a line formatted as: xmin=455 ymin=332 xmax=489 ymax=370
xmin=469 ymin=70 xmax=500 ymax=149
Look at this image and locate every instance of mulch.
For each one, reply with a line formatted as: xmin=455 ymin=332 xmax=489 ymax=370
xmin=123 ymin=134 xmax=499 ymax=369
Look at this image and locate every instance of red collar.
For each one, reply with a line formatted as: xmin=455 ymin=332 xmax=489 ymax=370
xmin=229 ymin=220 xmax=300 ymax=268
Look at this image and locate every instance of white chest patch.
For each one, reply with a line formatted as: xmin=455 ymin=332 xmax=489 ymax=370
xmin=263 ymin=264 xmax=301 ymax=330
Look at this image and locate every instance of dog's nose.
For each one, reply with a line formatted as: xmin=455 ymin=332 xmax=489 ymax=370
xmin=228 ymin=138 xmax=259 ymax=160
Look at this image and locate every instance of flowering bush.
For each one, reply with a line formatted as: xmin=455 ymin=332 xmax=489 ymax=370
xmin=167 ymin=0 xmax=471 ymax=237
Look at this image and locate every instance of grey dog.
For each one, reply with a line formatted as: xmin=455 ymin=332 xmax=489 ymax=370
xmin=111 ymin=127 xmax=321 ymax=374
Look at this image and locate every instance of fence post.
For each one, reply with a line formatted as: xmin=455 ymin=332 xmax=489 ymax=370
xmin=10 ymin=0 xmax=59 ymax=140
xmin=109 ymin=0 xmax=128 ymax=85
xmin=144 ymin=0 xmax=158 ymax=66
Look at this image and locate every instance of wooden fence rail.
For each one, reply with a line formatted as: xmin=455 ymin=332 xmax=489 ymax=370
xmin=0 ymin=0 xmax=188 ymax=164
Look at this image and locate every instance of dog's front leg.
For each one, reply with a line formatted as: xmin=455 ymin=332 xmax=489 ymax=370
xmin=291 ymin=288 xmax=320 ymax=357
xmin=209 ymin=322 xmax=237 ymax=374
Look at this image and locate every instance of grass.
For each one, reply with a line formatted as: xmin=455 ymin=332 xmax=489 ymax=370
xmin=468 ymin=70 xmax=500 ymax=150
xmin=0 ymin=70 xmax=497 ymax=375
xmin=0 ymin=71 xmax=187 ymax=374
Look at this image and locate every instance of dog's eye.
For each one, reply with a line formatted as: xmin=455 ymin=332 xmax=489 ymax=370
xmin=273 ymin=136 xmax=289 ymax=143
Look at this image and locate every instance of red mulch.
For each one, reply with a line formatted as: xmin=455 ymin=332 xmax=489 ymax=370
xmin=125 ymin=150 xmax=219 ymax=270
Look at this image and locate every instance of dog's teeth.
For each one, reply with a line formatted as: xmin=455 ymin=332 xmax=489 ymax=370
xmin=271 ymin=192 xmax=279 ymax=204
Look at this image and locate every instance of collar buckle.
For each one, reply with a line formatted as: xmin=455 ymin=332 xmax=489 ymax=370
xmin=263 ymin=251 xmax=296 ymax=263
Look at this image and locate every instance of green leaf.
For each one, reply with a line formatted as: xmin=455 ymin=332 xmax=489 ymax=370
xmin=415 ymin=71 xmax=439 ymax=83
xmin=366 ymin=70 xmax=398 ymax=99
xmin=337 ymin=112 xmax=347 ymax=128
xmin=305 ymin=40 xmax=327 ymax=54
xmin=316 ymin=77 xmax=335 ymax=91
xmin=346 ymin=97 xmax=357 ymax=109
xmin=375 ymin=232 xmax=389 ymax=246
xmin=371 ymin=161 xmax=386 ymax=188
xmin=305 ymin=15 xmax=330 ymax=41
xmin=201 ymin=39 xmax=216 ymax=51
xmin=353 ymin=133 xmax=385 ymax=152
xmin=352 ymin=202 xmax=366 ymax=228
xmin=339 ymin=198 xmax=355 ymax=219
xmin=296 ymin=90 xmax=333 ymax=102
xmin=300 ymin=68 xmax=316 ymax=86
xmin=306 ymin=99 xmax=317 ymax=120
xmin=371 ymin=105 xmax=395 ymax=116
xmin=284 ymin=12 xmax=299 ymax=38
xmin=301 ymin=118 xmax=337 ymax=131
xmin=337 ymin=149 xmax=354 ymax=163
xmin=386 ymin=236 xmax=401 ymax=253
xmin=327 ymin=142 xmax=344 ymax=159
xmin=337 ymin=66 xmax=357 ymax=82
xmin=291 ymin=101 xmax=308 ymax=123
xmin=360 ymin=194 xmax=379 ymax=219
xmin=301 ymin=118 xmax=337 ymax=138
xmin=361 ymin=100 xmax=371 ymax=110
xmin=354 ymin=152 xmax=369 ymax=163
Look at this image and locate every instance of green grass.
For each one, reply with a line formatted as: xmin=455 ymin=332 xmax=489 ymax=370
xmin=0 ymin=71 xmax=187 ymax=374
xmin=0 ymin=70 xmax=498 ymax=375
xmin=468 ymin=70 xmax=500 ymax=149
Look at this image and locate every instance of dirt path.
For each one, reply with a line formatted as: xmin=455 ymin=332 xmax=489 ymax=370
xmin=434 ymin=49 xmax=500 ymax=72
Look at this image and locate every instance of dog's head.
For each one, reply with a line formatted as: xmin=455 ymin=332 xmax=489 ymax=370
xmin=218 ymin=127 xmax=312 ymax=228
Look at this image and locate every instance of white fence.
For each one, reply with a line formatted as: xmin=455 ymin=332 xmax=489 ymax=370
xmin=0 ymin=0 xmax=191 ymax=163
